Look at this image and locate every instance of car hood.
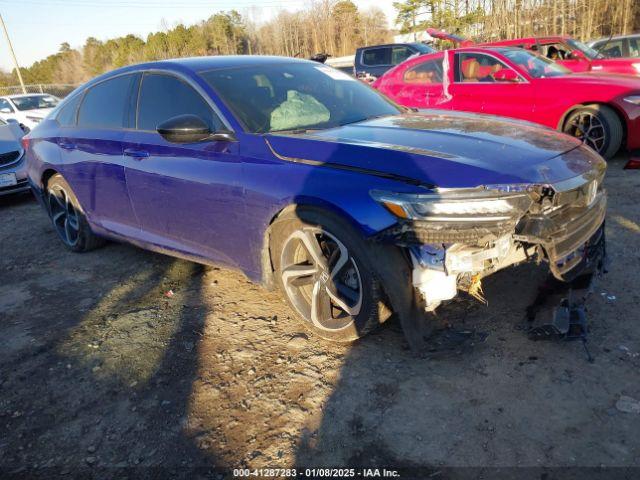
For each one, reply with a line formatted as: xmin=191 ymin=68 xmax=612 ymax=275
xmin=266 ymin=111 xmax=599 ymax=188
xmin=0 ymin=122 xmax=23 ymax=154
xmin=561 ymin=71 xmax=640 ymax=87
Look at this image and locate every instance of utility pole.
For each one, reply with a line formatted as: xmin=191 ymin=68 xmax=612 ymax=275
xmin=0 ymin=13 xmax=26 ymax=94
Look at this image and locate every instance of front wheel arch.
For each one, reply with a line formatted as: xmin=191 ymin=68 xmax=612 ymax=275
xmin=260 ymin=201 xmax=374 ymax=289
xmin=558 ymin=103 xmax=626 ymax=157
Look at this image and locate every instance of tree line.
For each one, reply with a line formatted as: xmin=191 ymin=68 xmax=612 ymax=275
xmin=396 ymin=0 xmax=639 ymax=42
xmin=2 ymin=0 xmax=639 ymax=87
xmin=0 ymin=0 xmax=389 ymax=87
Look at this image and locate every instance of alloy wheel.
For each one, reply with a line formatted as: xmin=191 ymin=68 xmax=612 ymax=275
xmin=48 ymin=185 xmax=80 ymax=247
xmin=280 ymin=227 xmax=363 ymax=332
xmin=565 ymin=111 xmax=606 ymax=153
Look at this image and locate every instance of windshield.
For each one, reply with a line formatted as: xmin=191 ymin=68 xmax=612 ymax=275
xmin=501 ymin=49 xmax=571 ymax=78
xmin=567 ymin=39 xmax=603 ymax=59
xmin=11 ymin=95 xmax=60 ymax=111
xmin=200 ymin=63 xmax=401 ymax=134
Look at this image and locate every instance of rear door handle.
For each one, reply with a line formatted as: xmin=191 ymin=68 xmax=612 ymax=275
xmin=124 ymin=148 xmax=149 ymax=159
xmin=58 ymin=140 xmax=76 ymax=150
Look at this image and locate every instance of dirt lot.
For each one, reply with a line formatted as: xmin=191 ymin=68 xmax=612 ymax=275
xmin=1 ymin=157 xmax=639 ymax=478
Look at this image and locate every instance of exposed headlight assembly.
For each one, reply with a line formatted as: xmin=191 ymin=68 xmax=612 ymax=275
xmin=623 ymin=94 xmax=640 ymax=105
xmin=371 ymin=187 xmax=533 ymax=223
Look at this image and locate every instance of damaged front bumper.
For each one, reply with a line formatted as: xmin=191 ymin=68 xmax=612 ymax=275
xmin=372 ymin=172 xmax=607 ymax=311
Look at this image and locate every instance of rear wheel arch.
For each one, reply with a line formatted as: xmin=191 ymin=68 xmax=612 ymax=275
xmin=41 ymin=169 xmax=59 ymax=189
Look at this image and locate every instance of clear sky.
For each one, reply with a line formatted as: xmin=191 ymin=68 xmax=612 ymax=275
xmin=0 ymin=0 xmax=397 ymax=73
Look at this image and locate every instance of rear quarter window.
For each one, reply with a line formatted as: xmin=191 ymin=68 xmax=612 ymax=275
xmin=77 ymin=74 xmax=136 ymax=129
xmin=56 ymin=94 xmax=83 ymax=127
xmin=362 ymin=47 xmax=391 ymax=66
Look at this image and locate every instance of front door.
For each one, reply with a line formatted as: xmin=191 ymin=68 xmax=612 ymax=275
xmin=123 ymin=72 xmax=245 ymax=266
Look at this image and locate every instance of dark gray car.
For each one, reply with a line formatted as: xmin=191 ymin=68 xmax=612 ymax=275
xmin=588 ymin=34 xmax=640 ymax=58
xmin=0 ymin=118 xmax=28 ymax=197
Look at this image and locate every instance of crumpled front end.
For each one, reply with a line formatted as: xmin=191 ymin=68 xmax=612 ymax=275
xmin=372 ymin=149 xmax=607 ymax=311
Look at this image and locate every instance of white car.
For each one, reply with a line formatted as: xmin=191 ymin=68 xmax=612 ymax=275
xmin=0 ymin=93 xmax=60 ymax=131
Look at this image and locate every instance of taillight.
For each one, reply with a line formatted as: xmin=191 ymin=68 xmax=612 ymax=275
xmin=21 ymin=136 xmax=30 ymax=151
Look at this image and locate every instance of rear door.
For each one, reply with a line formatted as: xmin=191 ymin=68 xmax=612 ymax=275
xmin=123 ymin=71 xmax=244 ymax=265
xmin=57 ymin=73 xmax=139 ymax=231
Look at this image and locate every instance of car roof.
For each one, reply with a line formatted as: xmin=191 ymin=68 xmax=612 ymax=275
xmin=357 ymin=42 xmax=425 ymax=49
xmin=483 ymin=36 xmax=572 ymax=46
xmin=591 ymin=33 xmax=640 ymax=42
xmin=82 ymin=55 xmax=314 ymax=89
xmin=2 ymin=93 xmax=51 ymax=99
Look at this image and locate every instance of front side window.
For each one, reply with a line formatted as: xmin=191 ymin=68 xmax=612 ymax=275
xmin=404 ymin=58 xmax=444 ymax=84
xmin=201 ymin=63 xmax=400 ymax=134
xmin=599 ymin=39 xmax=624 ymax=58
xmin=455 ymin=53 xmax=512 ymax=82
xmin=137 ymin=73 xmax=221 ymax=131
xmin=11 ymin=95 xmax=59 ymax=111
xmin=0 ymin=98 xmax=15 ymax=113
xmin=78 ymin=75 xmax=136 ymax=129
xmin=362 ymin=47 xmax=390 ymax=66
xmin=391 ymin=46 xmax=414 ymax=65
xmin=566 ymin=39 xmax=603 ymax=59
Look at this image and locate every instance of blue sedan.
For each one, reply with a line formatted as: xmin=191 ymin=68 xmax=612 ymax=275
xmin=23 ymin=56 xmax=607 ymax=344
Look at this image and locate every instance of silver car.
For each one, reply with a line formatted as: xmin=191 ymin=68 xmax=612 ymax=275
xmin=0 ymin=118 xmax=28 ymax=197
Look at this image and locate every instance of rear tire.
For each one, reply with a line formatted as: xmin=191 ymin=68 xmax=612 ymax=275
xmin=270 ymin=207 xmax=387 ymax=342
xmin=562 ymin=105 xmax=623 ymax=159
xmin=46 ymin=174 xmax=104 ymax=252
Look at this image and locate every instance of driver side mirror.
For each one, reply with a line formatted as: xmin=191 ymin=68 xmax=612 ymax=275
xmin=493 ymin=69 xmax=520 ymax=82
xmin=157 ymin=114 xmax=235 ymax=144
xmin=569 ymin=50 xmax=587 ymax=60
xmin=0 ymin=107 xmax=12 ymax=114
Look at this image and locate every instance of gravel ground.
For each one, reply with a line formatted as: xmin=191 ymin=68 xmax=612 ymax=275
xmin=0 ymin=156 xmax=639 ymax=478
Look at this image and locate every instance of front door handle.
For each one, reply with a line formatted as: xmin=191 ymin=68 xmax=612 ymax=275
xmin=58 ymin=140 xmax=76 ymax=150
xmin=124 ymin=148 xmax=149 ymax=159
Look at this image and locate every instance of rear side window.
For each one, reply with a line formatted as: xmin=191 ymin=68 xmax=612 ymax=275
xmin=630 ymin=38 xmax=640 ymax=57
xmin=362 ymin=47 xmax=390 ymax=66
xmin=137 ymin=73 xmax=221 ymax=131
xmin=78 ymin=74 xmax=135 ymax=129
xmin=56 ymin=93 xmax=83 ymax=126
xmin=404 ymin=58 xmax=444 ymax=84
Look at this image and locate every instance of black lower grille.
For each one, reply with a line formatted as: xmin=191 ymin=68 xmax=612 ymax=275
xmin=0 ymin=150 xmax=21 ymax=167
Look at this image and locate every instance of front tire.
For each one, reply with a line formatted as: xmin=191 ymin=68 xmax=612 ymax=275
xmin=46 ymin=174 xmax=104 ymax=252
xmin=562 ymin=105 xmax=623 ymax=159
xmin=270 ymin=208 xmax=387 ymax=342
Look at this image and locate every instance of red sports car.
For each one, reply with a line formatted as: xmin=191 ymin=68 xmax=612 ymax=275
xmin=426 ymin=28 xmax=640 ymax=77
xmin=482 ymin=36 xmax=640 ymax=77
xmin=373 ymin=46 xmax=640 ymax=161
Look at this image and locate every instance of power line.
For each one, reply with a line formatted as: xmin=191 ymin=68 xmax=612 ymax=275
xmin=0 ymin=13 xmax=26 ymax=93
